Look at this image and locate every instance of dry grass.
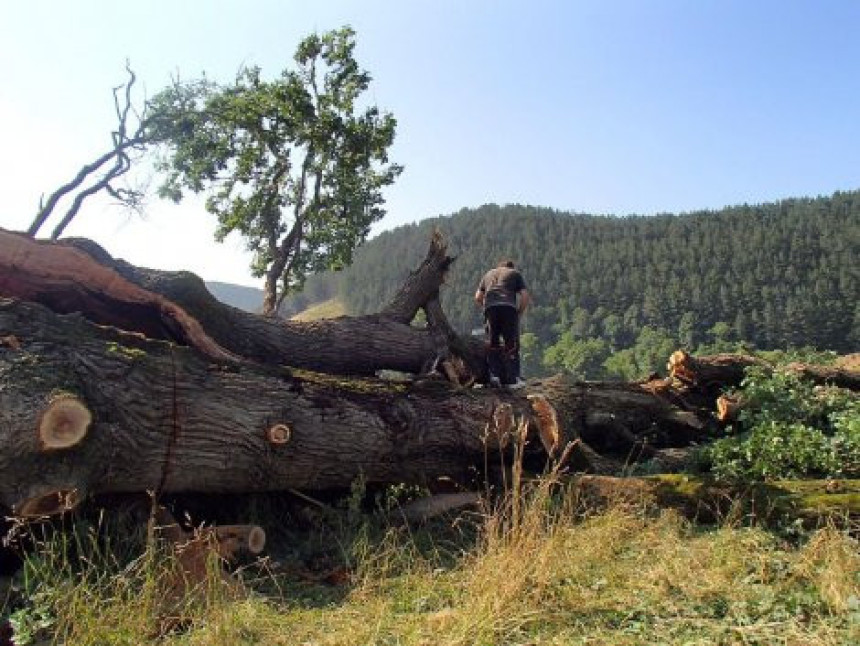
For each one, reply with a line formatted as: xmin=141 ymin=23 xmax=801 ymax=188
xmin=4 ymin=467 xmax=859 ymax=645
xmin=290 ymin=299 xmax=347 ymax=321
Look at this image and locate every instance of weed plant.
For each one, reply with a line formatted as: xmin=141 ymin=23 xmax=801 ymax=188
xmin=703 ymin=367 xmax=860 ymax=481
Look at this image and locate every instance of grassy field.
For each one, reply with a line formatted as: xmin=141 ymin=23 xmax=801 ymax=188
xmin=291 ymin=299 xmax=347 ymax=321
xmin=3 ymin=476 xmax=858 ymax=646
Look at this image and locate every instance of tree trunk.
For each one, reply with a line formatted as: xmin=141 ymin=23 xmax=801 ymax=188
xmin=3 ymin=229 xmax=856 ymax=521
xmin=0 ymin=227 xmax=484 ymax=379
xmin=0 ymin=297 xmax=726 ymax=517
xmin=668 ymin=350 xmax=860 ymax=393
xmin=783 ymin=361 xmax=860 ymax=391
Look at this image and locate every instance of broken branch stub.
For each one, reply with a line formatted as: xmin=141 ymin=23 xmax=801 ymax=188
xmin=37 ymin=393 xmax=92 ymax=451
xmin=266 ymin=423 xmax=292 ymax=445
xmin=528 ymin=394 xmax=561 ymax=457
xmin=15 ymin=488 xmax=82 ymax=518
xmin=211 ymin=525 xmax=266 ymax=559
xmin=716 ymin=394 xmax=743 ymax=423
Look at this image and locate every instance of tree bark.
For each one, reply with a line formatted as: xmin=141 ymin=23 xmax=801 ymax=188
xmin=668 ymin=350 xmax=860 ymax=393
xmin=4 ymin=230 xmax=856 ymax=521
xmin=0 ymin=297 xmax=725 ymax=516
xmin=783 ymin=361 xmax=860 ymax=392
xmin=0 ymin=227 xmax=483 ymax=379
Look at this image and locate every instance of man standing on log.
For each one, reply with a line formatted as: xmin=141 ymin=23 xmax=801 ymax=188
xmin=475 ymin=260 xmax=531 ymax=388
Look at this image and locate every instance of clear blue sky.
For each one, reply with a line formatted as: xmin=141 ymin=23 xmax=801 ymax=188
xmin=1 ymin=0 xmax=858 ymax=285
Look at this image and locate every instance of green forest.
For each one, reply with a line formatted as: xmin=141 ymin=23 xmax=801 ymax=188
xmin=291 ymin=189 xmax=860 ymax=380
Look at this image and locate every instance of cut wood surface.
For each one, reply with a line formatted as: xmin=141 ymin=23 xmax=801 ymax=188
xmin=0 ymin=229 xmax=237 ymax=363
xmin=0 ymin=297 xmax=729 ymax=515
xmin=667 ymin=350 xmax=768 ymax=394
xmin=669 ymin=349 xmax=860 ymax=393
xmin=2 ymin=230 xmax=857 ymax=521
xmin=0 ymin=227 xmax=483 ymax=379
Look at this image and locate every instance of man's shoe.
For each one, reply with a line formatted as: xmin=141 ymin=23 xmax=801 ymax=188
xmin=488 ymin=375 xmax=502 ymax=388
xmin=506 ymin=378 xmax=527 ymax=390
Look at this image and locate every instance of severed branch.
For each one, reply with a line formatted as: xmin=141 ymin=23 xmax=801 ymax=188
xmin=27 ymin=61 xmax=150 ymax=240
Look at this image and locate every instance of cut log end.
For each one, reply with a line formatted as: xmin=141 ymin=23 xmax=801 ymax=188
xmin=528 ymin=394 xmax=561 ymax=456
xmin=212 ymin=524 xmax=267 ymax=558
xmin=266 ymin=423 xmax=292 ymax=445
xmin=246 ymin=525 xmax=266 ymax=554
xmin=667 ymin=350 xmax=694 ymax=382
xmin=37 ymin=394 xmax=92 ymax=451
xmin=15 ymin=488 xmax=81 ymax=517
xmin=716 ymin=394 xmax=743 ymax=423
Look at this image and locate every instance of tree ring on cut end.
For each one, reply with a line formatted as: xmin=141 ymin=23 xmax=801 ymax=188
xmin=266 ymin=423 xmax=292 ymax=445
xmin=37 ymin=393 xmax=92 ymax=451
xmin=246 ymin=526 xmax=266 ymax=554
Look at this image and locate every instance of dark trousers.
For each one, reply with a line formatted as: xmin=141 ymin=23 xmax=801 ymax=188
xmin=484 ymin=306 xmax=520 ymax=384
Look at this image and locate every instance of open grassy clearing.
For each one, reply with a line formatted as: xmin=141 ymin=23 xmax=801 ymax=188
xmin=3 ymin=478 xmax=858 ymax=646
xmin=290 ymin=299 xmax=347 ymax=321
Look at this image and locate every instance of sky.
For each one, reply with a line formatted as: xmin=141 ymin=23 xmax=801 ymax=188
xmin=1 ymin=0 xmax=859 ymax=286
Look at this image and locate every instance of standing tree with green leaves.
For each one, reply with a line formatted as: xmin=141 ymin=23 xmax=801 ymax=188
xmin=148 ymin=27 xmax=401 ymax=315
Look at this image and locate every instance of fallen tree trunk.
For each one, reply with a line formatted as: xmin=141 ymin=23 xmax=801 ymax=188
xmin=5 ymin=230 xmax=855 ymax=521
xmin=668 ymin=350 xmax=860 ymax=394
xmin=783 ymin=361 xmax=860 ymax=392
xmin=0 ymin=297 xmax=725 ymax=516
xmin=670 ymin=350 xmax=860 ymax=424
xmin=0 ymin=228 xmax=485 ymax=380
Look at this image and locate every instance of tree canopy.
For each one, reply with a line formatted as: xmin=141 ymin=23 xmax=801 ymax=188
xmin=148 ymin=27 xmax=401 ymax=315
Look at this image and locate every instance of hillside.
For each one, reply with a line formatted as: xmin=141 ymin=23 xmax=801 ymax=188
xmin=334 ymin=190 xmax=858 ymax=375
xmin=204 ymin=277 xmax=340 ymax=318
xmin=205 ymin=281 xmax=264 ymax=313
xmin=289 ymin=298 xmax=346 ymax=321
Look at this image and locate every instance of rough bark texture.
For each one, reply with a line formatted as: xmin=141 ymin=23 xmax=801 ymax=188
xmin=0 ymin=297 xmax=519 ymax=514
xmin=1 ymin=227 xmax=483 ymax=378
xmin=0 ymin=229 xmax=236 ymax=363
xmin=783 ymin=361 xmax=860 ymax=392
xmin=669 ymin=349 xmax=860 ymax=393
xmin=0 ymin=297 xmax=732 ymax=515
xmin=3 ymin=230 xmax=857 ymax=521
xmin=667 ymin=350 xmax=768 ymax=396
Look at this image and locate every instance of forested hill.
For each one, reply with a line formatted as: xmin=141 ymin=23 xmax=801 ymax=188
xmin=339 ymin=190 xmax=858 ymax=375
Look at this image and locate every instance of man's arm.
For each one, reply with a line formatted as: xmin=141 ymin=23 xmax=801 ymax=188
xmin=517 ymin=289 xmax=531 ymax=315
xmin=474 ymin=289 xmax=485 ymax=308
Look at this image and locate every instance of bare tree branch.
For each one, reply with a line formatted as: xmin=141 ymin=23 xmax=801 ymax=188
xmin=27 ymin=61 xmax=150 ymax=239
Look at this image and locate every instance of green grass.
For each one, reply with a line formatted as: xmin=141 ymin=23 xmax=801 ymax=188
xmin=3 ymin=478 xmax=858 ymax=646
xmin=291 ymin=299 xmax=347 ymax=321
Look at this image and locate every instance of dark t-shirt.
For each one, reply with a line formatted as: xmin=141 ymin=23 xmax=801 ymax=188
xmin=477 ymin=266 xmax=527 ymax=310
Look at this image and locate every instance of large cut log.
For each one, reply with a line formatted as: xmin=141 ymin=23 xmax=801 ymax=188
xmin=668 ymin=350 xmax=860 ymax=394
xmin=0 ymin=298 xmax=721 ymax=516
xmin=671 ymin=351 xmax=860 ymax=425
xmin=667 ymin=350 xmax=768 ymax=395
xmin=0 ymin=228 xmax=484 ymax=379
xmin=783 ymin=361 xmax=860 ymax=392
